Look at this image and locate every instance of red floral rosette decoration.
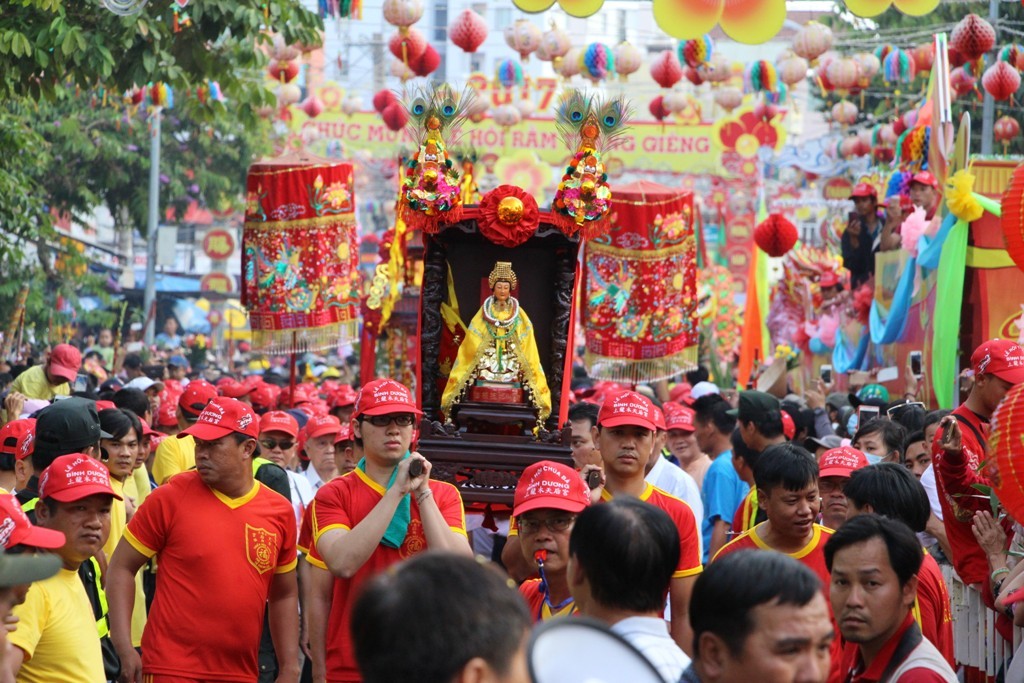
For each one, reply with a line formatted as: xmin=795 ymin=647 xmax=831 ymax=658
xmin=478 ymin=185 xmax=540 ymax=248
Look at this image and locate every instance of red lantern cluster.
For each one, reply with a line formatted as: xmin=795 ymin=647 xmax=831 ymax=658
xmin=982 ymin=60 xmax=1021 ymax=101
xmin=449 ymin=9 xmax=488 ymax=53
xmin=995 ymin=115 xmax=1021 ymax=143
xmin=382 ymin=102 xmax=408 ymax=131
xmin=951 ymin=14 xmax=996 ymax=62
xmin=950 ymin=67 xmax=977 ymax=99
xmin=650 ymin=50 xmax=684 ymax=89
xmin=373 ymin=89 xmax=398 ymax=113
xmin=389 ymin=28 xmax=426 ymax=63
xmin=754 ymin=214 xmax=799 ymax=257
xmin=988 ymin=382 xmax=1024 ymax=522
xmin=649 ymin=95 xmax=669 ymax=122
xmin=410 ymin=44 xmax=440 ymax=77
xmin=268 ymin=60 xmax=300 ymax=83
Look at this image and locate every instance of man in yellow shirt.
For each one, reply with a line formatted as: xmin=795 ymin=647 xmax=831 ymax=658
xmin=8 ymin=345 xmax=81 ymax=401
xmin=8 ymin=453 xmax=121 ymax=682
xmin=151 ymin=380 xmax=218 ymax=484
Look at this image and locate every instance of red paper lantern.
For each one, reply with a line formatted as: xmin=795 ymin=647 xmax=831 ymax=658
xmin=754 ymin=214 xmax=799 ymax=257
xmin=300 ymin=96 xmax=324 ymax=118
xmin=948 ymin=46 xmax=967 ymax=68
xmin=449 ymin=8 xmax=488 ymax=54
xmin=873 ymin=147 xmax=895 ymax=163
xmin=950 ymin=66 xmax=977 ymax=99
xmin=381 ymin=102 xmax=408 ymax=131
xmin=268 ymin=60 xmax=300 ymax=83
xmin=982 ymin=60 xmax=1021 ymax=101
xmin=912 ymin=43 xmax=935 ymax=73
xmin=995 ymin=115 xmax=1021 ymax=143
xmin=1001 ymin=162 xmax=1024 ymax=275
xmin=649 ymin=95 xmax=669 ymax=122
xmin=684 ymin=65 xmax=705 ymax=86
xmin=951 ymin=14 xmax=996 ymax=61
xmin=373 ymin=89 xmax=398 ymax=113
xmin=650 ymin=50 xmax=684 ymax=89
xmin=987 ymin=382 xmax=1024 ymax=521
xmin=389 ymin=28 xmax=427 ymax=63
xmin=410 ymin=44 xmax=440 ymax=77
xmin=753 ymin=100 xmax=778 ymax=122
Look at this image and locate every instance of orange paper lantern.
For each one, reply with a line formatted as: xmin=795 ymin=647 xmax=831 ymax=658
xmin=1000 ymin=162 xmax=1024 ymax=275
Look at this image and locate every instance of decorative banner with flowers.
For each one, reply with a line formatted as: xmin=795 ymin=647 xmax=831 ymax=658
xmin=242 ymin=159 xmax=360 ymax=354
xmin=583 ymin=181 xmax=698 ymax=382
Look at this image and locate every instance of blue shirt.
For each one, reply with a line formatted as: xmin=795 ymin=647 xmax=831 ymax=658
xmin=700 ymin=449 xmax=748 ymax=562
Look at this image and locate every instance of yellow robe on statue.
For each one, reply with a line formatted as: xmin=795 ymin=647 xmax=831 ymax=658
xmin=441 ymin=296 xmax=551 ymax=423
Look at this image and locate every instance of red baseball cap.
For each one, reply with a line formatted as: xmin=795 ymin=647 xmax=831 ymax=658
xmin=178 ymin=380 xmax=219 ymax=417
xmin=250 ymin=383 xmax=280 ymax=411
xmin=819 ymin=270 xmax=841 ymax=288
xmin=39 ymin=453 xmax=123 ymax=502
xmin=818 ymin=446 xmax=869 ymax=478
xmin=971 ymin=339 xmax=1024 ymax=385
xmin=95 ymin=400 xmax=117 ymax=411
xmin=178 ymin=397 xmax=260 ymax=441
xmin=597 ymin=391 xmax=657 ymax=431
xmin=668 ymin=383 xmax=692 ymax=405
xmin=910 ymin=171 xmax=939 ymax=189
xmin=334 ymin=422 xmax=355 ymax=444
xmin=303 ymin=414 xmax=342 ymax=440
xmin=850 ymin=182 xmax=877 ymax=198
xmin=0 ymin=496 xmax=65 ymax=549
xmin=781 ymin=411 xmax=796 ymax=440
xmin=651 ymin=405 xmax=666 ymax=431
xmin=513 ymin=460 xmax=590 ymax=517
xmin=156 ymin=401 xmax=178 ymax=427
xmin=0 ymin=419 xmax=36 ymax=461
xmin=260 ymin=411 xmax=300 ymax=438
xmin=48 ymin=344 xmax=82 ymax=383
xmin=330 ymin=385 xmax=359 ymax=409
xmin=219 ymin=380 xmax=254 ymax=399
xmin=278 ymin=387 xmax=313 ymax=409
xmin=663 ymin=402 xmax=696 ymax=432
xmin=354 ymin=379 xmax=423 ymax=418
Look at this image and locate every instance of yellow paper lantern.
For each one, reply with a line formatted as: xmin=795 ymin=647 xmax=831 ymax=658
xmin=653 ymin=0 xmax=724 ymax=40
xmin=720 ymin=0 xmax=786 ymax=44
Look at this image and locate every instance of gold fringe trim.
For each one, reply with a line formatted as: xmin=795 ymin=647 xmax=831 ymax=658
xmin=611 ymin=192 xmax=691 ymax=207
xmin=250 ymin=321 xmax=359 ymax=355
xmin=247 ymin=163 xmax=344 ymax=177
xmin=244 ymin=215 xmax=356 ymax=231
xmin=584 ymin=346 xmax=699 ymax=384
xmin=587 ymin=240 xmax=691 ymax=260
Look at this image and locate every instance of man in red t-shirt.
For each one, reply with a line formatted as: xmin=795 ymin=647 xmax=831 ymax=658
xmin=581 ymin=389 xmax=702 ymax=654
xmin=843 ymin=463 xmax=955 ymax=667
xmin=932 ymin=339 xmax=1023 ymax=596
xmin=107 ymin=397 xmax=300 ymax=683
xmin=513 ymin=460 xmax=590 ymax=622
xmin=826 ymin=515 xmax=956 ymax=682
xmin=306 ymin=379 xmax=471 ymax=682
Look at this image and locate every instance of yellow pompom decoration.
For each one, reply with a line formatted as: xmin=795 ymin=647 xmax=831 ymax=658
xmin=945 ymin=169 xmax=983 ymax=223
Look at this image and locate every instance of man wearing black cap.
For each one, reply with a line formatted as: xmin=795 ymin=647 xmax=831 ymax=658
xmin=730 ymin=391 xmax=787 ymax=454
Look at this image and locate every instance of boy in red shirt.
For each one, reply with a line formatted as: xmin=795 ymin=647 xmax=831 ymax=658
xmin=107 ymin=397 xmax=300 ymax=683
xmin=931 ymin=339 xmax=1023 ymax=603
xmin=305 ymin=379 xmax=471 ymax=682
xmin=513 ymin=460 xmax=590 ymax=621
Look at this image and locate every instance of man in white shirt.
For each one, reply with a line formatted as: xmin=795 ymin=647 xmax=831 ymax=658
xmin=568 ymin=496 xmax=691 ymax=683
xmin=301 ymin=415 xmax=341 ymax=491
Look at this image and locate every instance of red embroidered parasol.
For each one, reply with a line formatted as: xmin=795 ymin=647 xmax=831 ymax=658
xmin=242 ymin=152 xmax=360 ymax=354
xmin=583 ymin=181 xmax=698 ymax=382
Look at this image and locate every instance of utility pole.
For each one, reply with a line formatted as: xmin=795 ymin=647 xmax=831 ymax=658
xmin=980 ymin=0 xmax=999 ymax=154
xmin=142 ymin=108 xmax=161 ymax=346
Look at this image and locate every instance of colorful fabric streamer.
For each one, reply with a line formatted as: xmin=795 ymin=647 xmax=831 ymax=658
xmin=931 ymin=219 xmax=967 ymax=409
xmin=869 ymin=255 xmax=916 ymax=344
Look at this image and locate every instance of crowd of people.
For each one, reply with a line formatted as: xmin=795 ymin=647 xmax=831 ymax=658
xmin=0 ymin=327 xmax=1020 ymax=683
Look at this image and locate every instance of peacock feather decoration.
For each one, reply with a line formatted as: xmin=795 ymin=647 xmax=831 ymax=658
xmin=551 ymin=90 xmax=632 ymax=239
xmin=401 ymin=84 xmax=476 ymax=233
